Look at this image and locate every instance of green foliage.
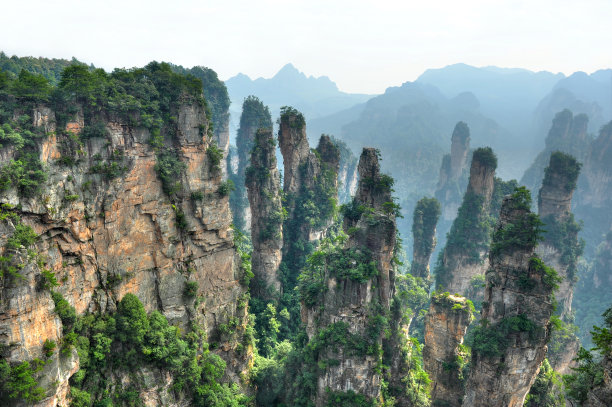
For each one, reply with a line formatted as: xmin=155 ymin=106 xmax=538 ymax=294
xmin=67 ymin=294 xmax=250 ymax=406
xmin=0 ymin=154 xmax=48 ymax=197
xmin=207 ymin=141 xmax=224 ymax=173
xmin=11 ymin=70 xmax=52 ymax=103
xmin=0 ymin=359 xmax=45 ymax=403
xmin=116 ymin=293 xmax=149 ymax=348
xmin=51 ymin=291 xmax=77 ymax=327
xmin=298 ymin=234 xmax=378 ymax=306
xmin=90 ymin=149 xmax=127 ymax=180
xmin=43 ymin=339 xmax=57 ymax=357
xmin=468 ymin=315 xmax=538 ymax=358
xmin=412 ymin=196 xmax=441 ymax=255
xmin=6 ymin=221 xmax=38 ymax=250
xmin=524 ymin=359 xmax=566 ymax=407
xmin=540 ymin=214 xmax=584 ymax=282
xmin=184 ymin=281 xmax=198 ymax=298
xmin=472 ymin=146 xmax=498 ymax=169
xmin=218 ymin=179 xmax=235 ymax=197
xmin=591 ymin=306 xmax=612 ymax=355
xmin=563 ymin=347 xmax=605 ymax=403
xmin=279 ymin=106 xmax=305 ymax=129
xmin=542 ymin=151 xmax=581 ymax=193
xmin=528 ymin=256 xmax=562 ymax=291
xmin=490 ymin=188 xmax=544 ymax=257
xmin=325 ymin=389 xmax=375 ymax=407
xmin=154 ymin=151 xmax=185 ymax=196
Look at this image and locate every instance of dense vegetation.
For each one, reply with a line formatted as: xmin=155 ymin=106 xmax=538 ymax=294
xmin=412 ymin=197 xmax=441 ymax=259
xmin=563 ymin=305 xmax=612 ymax=404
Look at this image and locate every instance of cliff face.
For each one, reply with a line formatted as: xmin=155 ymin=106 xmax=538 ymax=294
xmin=335 ymin=138 xmax=359 ymax=204
xmin=423 ymin=293 xmax=473 ymax=407
xmin=411 ymin=197 xmax=441 ymax=279
xmin=232 ymin=96 xmax=273 ymax=232
xmin=521 ymin=109 xmax=591 ymax=194
xmin=245 ymin=128 xmax=283 ymax=298
xmin=299 ymin=148 xmax=397 ymax=406
xmin=435 ymin=122 xmax=471 ymax=223
xmin=0 ymin=98 xmax=250 ymax=405
xmin=537 ymin=152 xmax=582 ymax=319
xmin=463 ymin=189 xmax=557 ymax=407
xmin=278 ymin=108 xmax=340 ymax=291
xmin=435 ymin=147 xmax=497 ymax=295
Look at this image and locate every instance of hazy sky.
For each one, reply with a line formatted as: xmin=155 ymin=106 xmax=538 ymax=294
xmin=1 ymin=0 xmax=610 ymax=94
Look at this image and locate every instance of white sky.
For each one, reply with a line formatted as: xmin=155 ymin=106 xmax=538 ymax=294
xmin=1 ymin=0 xmax=611 ymax=94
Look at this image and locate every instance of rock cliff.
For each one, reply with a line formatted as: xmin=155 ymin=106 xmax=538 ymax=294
xmin=245 ymin=128 xmax=283 ymax=298
xmin=435 ymin=122 xmax=471 ymax=223
xmin=299 ymin=148 xmax=397 ymax=406
xmin=434 ymin=147 xmax=497 ymax=295
xmin=232 ymin=96 xmax=273 ymax=232
xmin=521 ymin=109 xmax=591 ymax=195
xmin=411 ymin=197 xmax=441 ymax=279
xmin=0 ymin=65 xmax=250 ymax=406
xmin=423 ymin=293 xmax=473 ymax=407
xmin=278 ymin=107 xmax=340 ymax=293
xmin=463 ymin=188 xmax=557 ymax=407
xmin=537 ymin=151 xmax=582 ymax=316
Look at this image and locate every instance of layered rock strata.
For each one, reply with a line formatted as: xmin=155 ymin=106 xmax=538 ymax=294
xmin=463 ymin=190 xmax=557 ymax=407
xmin=411 ymin=197 xmax=441 ymax=279
xmin=245 ymin=128 xmax=283 ymax=298
xmin=423 ymin=293 xmax=473 ymax=407
xmin=0 ymin=99 xmax=249 ymax=405
xmin=300 ymin=148 xmax=397 ymax=406
xmin=435 ymin=147 xmax=497 ymax=295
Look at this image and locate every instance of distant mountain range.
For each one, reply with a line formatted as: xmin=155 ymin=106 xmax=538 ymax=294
xmin=225 ymin=63 xmax=373 ymax=141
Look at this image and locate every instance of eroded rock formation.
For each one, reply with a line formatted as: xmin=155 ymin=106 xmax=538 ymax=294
xmin=522 ymin=109 xmax=591 ymax=195
xmin=232 ymin=96 xmax=272 ymax=231
xmin=435 ymin=122 xmax=471 ymax=223
xmin=423 ymin=293 xmax=473 ymax=407
xmin=278 ymin=108 xmax=340 ymax=287
xmin=0 ymin=95 xmax=250 ymax=405
xmin=412 ymin=197 xmax=441 ymax=279
xmin=246 ymin=128 xmax=283 ymax=298
xmin=435 ymin=147 xmax=497 ymax=295
xmin=463 ymin=189 xmax=557 ymax=407
xmin=299 ymin=148 xmax=397 ymax=406
xmin=536 ymin=152 xmax=583 ymax=373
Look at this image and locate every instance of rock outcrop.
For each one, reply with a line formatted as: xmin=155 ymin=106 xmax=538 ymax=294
xmin=299 ymin=148 xmax=397 ymax=406
xmin=521 ymin=109 xmax=591 ymax=195
xmin=335 ymin=137 xmax=359 ymax=204
xmin=411 ymin=197 xmax=441 ymax=279
xmin=536 ymin=152 xmax=583 ymax=373
xmin=423 ymin=293 xmax=473 ymax=407
xmin=232 ymin=95 xmax=272 ymax=232
xmin=584 ymin=354 xmax=612 ymax=407
xmin=435 ymin=147 xmax=497 ymax=295
xmin=0 ymin=78 xmax=250 ymax=405
xmin=278 ymin=108 xmax=340 ymax=289
xmin=463 ymin=189 xmax=557 ymax=407
xmin=435 ymin=122 xmax=471 ymax=223
xmin=246 ymin=128 xmax=283 ymax=298
xmin=537 ymin=151 xmax=582 ymax=316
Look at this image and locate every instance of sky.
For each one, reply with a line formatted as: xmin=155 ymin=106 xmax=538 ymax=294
xmin=1 ymin=0 xmax=611 ymax=94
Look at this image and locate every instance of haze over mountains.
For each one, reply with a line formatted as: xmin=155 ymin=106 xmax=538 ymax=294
xmin=226 ymin=62 xmax=611 ymax=179
xmin=225 ymin=63 xmax=372 ymax=140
